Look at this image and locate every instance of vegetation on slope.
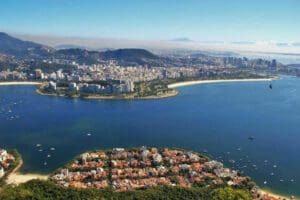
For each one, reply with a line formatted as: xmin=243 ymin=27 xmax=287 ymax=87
xmin=0 ymin=180 xmax=252 ymax=200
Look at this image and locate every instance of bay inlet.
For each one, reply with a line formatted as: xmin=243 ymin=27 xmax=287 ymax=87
xmin=0 ymin=76 xmax=299 ymax=197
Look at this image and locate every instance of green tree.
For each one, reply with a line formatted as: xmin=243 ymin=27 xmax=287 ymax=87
xmin=211 ymin=187 xmax=251 ymax=200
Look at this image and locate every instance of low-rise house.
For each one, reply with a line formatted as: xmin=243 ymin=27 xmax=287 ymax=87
xmin=51 ymin=147 xmax=251 ymax=192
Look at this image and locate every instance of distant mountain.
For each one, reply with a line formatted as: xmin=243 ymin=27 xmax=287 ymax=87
xmin=292 ymin=43 xmax=300 ymax=47
xmin=0 ymin=32 xmax=53 ymax=58
xmin=54 ymin=48 xmax=159 ymax=65
xmin=287 ymin=64 xmax=300 ymax=68
xmin=55 ymin=44 xmax=87 ymax=50
xmin=171 ymin=37 xmax=193 ymax=42
xmin=100 ymin=48 xmax=158 ymax=60
xmin=55 ymin=48 xmax=100 ymax=64
xmin=231 ymin=41 xmax=255 ymax=45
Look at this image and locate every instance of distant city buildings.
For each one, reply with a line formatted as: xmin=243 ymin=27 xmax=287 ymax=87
xmin=1 ymin=54 xmax=277 ymax=82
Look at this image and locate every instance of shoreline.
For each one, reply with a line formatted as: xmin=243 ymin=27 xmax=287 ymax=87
xmin=1 ymin=78 xmax=274 ymax=100
xmin=36 ymin=78 xmax=273 ymax=100
xmin=36 ymin=88 xmax=179 ymax=100
xmin=168 ymin=78 xmax=273 ymax=88
xmin=260 ymin=189 xmax=296 ymax=200
xmin=83 ymin=89 xmax=179 ymax=100
xmin=0 ymin=81 xmax=42 ymax=86
xmin=6 ymin=158 xmax=48 ymax=185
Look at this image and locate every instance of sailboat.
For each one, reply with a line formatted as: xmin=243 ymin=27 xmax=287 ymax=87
xmin=269 ymin=81 xmax=273 ymax=89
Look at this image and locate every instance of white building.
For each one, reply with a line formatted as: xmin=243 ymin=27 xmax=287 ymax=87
xmin=56 ymin=70 xmax=64 ymax=80
xmin=68 ymin=82 xmax=79 ymax=91
xmin=48 ymin=81 xmax=57 ymax=91
xmin=125 ymin=80 xmax=135 ymax=92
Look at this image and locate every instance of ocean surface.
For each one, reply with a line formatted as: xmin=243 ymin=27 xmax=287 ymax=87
xmin=0 ymin=76 xmax=300 ymax=197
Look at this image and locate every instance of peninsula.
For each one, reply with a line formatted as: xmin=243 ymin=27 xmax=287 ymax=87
xmin=36 ymin=75 xmax=272 ymax=100
xmin=0 ymin=147 xmax=295 ymax=200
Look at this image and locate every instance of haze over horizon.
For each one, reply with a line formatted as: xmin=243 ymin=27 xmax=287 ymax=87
xmin=1 ymin=0 xmax=300 ymax=55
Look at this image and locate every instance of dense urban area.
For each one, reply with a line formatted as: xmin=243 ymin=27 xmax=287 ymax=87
xmin=0 ymin=32 xmax=299 ymax=99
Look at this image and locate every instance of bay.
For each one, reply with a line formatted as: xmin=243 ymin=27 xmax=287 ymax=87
xmin=0 ymin=76 xmax=299 ymax=197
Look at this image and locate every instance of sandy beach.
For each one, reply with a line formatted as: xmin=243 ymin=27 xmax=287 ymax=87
xmin=168 ymin=78 xmax=273 ymax=88
xmin=0 ymin=81 xmax=42 ymax=86
xmin=6 ymin=158 xmax=48 ymax=185
xmin=260 ymin=189 xmax=296 ymax=200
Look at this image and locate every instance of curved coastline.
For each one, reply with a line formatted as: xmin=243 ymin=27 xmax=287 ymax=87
xmin=34 ymin=78 xmax=274 ymax=100
xmin=6 ymin=157 xmax=48 ymax=185
xmin=260 ymin=189 xmax=294 ymax=200
xmin=168 ymin=78 xmax=273 ymax=89
xmin=0 ymin=78 xmax=274 ymax=100
xmin=0 ymin=81 xmax=42 ymax=86
xmin=1 ymin=151 xmax=295 ymax=199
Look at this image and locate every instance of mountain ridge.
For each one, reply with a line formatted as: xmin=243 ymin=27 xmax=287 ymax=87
xmin=0 ymin=32 xmax=159 ymax=65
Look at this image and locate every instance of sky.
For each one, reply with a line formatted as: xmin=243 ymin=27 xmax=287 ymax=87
xmin=1 ymin=0 xmax=300 ymax=42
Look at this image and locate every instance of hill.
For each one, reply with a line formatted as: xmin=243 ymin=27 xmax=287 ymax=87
xmin=0 ymin=33 xmax=159 ymax=65
xmin=0 ymin=32 xmax=53 ymax=58
xmin=54 ymin=48 xmax=159 ymax=65
xmin=100 ymin=48 xmax=158 ymax=60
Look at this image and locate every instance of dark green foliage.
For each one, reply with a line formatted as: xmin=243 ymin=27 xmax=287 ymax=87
xmin=211 ymin=187 xmax=251 ymax=200
xmin=0 ymin=180 xmax=252 ymax=200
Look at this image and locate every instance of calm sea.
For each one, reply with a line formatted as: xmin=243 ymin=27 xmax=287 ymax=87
xmin=0 ymin=76 xmax=299 ymax=197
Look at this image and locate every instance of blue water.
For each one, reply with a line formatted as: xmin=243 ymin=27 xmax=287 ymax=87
xmin=0 ymin=76 xmax=299 ymax=197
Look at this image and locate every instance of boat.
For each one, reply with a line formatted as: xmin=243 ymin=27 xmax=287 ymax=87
xmin=248 ymin=136 xmax=254 ymax=141
xmin=229 ymin=159 xmax=235 ymax=164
